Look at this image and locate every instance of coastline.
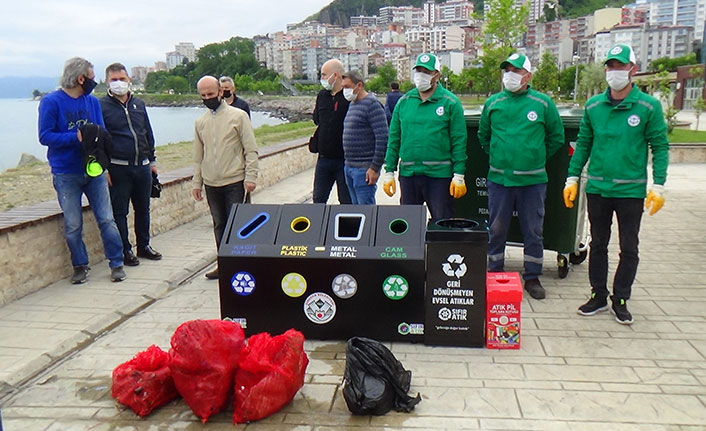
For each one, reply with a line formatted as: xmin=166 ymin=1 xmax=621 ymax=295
xmin=139 ymin=94 xmax=315 ymax=122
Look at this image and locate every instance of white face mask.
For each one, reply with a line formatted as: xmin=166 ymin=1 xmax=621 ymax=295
xmin=502 ymin=71 xmax=524 ymax=92
xmin=320 ymin=75 xmax=334 ymax=91
xmin=413 ymin=71 xmax=433 ymax=92
xmin=109 ymin=80 xmax=129 ymax=96
xmin=342 ymin=87 xmax=356 ymax=102
xmin=606 ymin=69 xmax=631 ymax=91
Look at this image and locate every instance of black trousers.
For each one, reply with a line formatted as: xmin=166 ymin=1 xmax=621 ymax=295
xmin=205 ymin=181 xmax=249 ymax=249
xmin=587 ymin=193 xmax=644 ymax=301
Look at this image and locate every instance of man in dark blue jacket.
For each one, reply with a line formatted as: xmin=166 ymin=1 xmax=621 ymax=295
xmin=384 ymin=82 xmax=402 ymax=124
xmin=100 ymin=63 xmax=162 ymax=266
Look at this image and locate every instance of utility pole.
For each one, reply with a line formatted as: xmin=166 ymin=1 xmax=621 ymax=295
xmin=573 ymin=54 xmax=580 ymax=103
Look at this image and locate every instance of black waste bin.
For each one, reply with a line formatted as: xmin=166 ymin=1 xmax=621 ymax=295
xmin=218 ymin=204 xmax=427 ymax=342
xmin=425 ymin=218 xmax=488 ymax=347
xmin=456 ymin=108 xmax=587 ymax=277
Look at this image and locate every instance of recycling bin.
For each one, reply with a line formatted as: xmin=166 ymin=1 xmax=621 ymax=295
xmin=457 ymin=108 xmax=588 ymax=277
xmin=218 ymin=204 xmax=427 ymax=342
xmin=425 ymin=218 xmax=488 ymax=347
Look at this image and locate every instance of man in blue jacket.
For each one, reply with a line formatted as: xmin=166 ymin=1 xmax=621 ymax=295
xmin=38 ymin=57 xmax=125 ymax=283
xmin=101 ymin=63 xmax=162 ymax=266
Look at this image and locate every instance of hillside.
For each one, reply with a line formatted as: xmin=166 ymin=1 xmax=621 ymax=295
xmin=309 ymin=0 xmax=625 ymax=27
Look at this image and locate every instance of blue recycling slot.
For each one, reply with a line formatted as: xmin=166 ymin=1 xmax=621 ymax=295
xmin=237 ymin=212 xmax=270 ymax=240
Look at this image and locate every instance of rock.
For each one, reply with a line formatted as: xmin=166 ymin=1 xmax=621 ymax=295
xmin=17 ymin=153 xmax=41 ymax=168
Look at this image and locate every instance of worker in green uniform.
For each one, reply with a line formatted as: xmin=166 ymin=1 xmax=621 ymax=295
xmin=478 ymin=53 xmax=565 ymax=300
xmin=564 ymin=44 xmax=669 ymax=325
xmin=382 ymin=53 xmax=468 ymax=222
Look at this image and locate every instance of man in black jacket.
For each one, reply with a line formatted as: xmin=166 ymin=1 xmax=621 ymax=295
xmin=312 ymin=59 xmax=351 ymax=204
xmin=100 ymin=63 xmax=162 ymax=266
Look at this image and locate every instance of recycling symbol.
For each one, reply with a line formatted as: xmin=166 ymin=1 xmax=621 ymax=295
xmin=383 ymin=275 xmax=409 ymax=300
xmin=231 ymin=271 xmax=255 ymax=296
xmin=442 ymin=254 xmax=467 ymax=278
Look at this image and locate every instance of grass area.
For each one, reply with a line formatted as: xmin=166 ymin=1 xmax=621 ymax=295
xmin=668 ymin=128 xmax=706 ymax=143
xmin=0 ymin=121 xmax=317 ymax=212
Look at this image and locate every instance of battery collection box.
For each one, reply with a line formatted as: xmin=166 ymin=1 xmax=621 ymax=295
xmin=486 ymin=272 xmax=523 ymax=349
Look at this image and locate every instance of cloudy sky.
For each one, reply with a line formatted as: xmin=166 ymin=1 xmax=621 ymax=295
xmin=0 ymin=0 xmax=333 ymax=78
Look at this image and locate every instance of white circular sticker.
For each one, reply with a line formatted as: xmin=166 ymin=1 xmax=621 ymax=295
xmin=527 ymin=111 xmax=538 ymax=122
xmin=436 ymin=106 xmax=445 ymax=116
xmin=610 ymin=46 xmax=623 ymax=55
xmin=304 ymin=292 xmax=336 ymax=324
xmin=420 ymin=54 xmax=430 ymax=63
xmin=332 ymin=273 xmax=357 ymax=299
xmin=627 ymin=114 xmax=640 ymax=127
xmin=509 ymin=53 xmax=520 ymax=60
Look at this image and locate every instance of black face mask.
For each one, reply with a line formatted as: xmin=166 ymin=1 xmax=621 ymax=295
xmin=202 ymin=96 xmax=221 ymax=110
xmin=222 ymin=90 xmax=232 ymax=98
xmin=81 ymin=76 xmax=97 ymax=95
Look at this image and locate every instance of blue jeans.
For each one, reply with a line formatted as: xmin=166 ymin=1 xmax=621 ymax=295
xmin=344 ymin=165 xmax=376 ymax=205
xmin=487 ymin=180 xmax=546 ymax=280
xmin=587 ymin=194 xmax=643 ymax=301
xmin=399 ymin=175 xmax=454 ymax=222
xmin=313 ymin=156 xmax=351 ymax=204
xmin=109 ymin=164 xmax=152 ymax=253
xmin=52 ymin=172 xmax=124 ymax=268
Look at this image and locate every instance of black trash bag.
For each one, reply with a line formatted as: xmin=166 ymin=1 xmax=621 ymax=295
xmin=342 ymin=337 xmax=421 ymax=416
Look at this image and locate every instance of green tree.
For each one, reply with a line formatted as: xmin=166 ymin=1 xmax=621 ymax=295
xmin=366 ymin=62 xmax=397 ymax=94
xmin=165 ymin=76 xmax=189 ymax=94
xmin=448 ymin=68 xmax=475 ymax=94
xmin=532 ymin=51 xmax=559 ymax=94
xmin=144 ymin=71 xmax=171 ymax=93
xmin=32 ymin=89 xmax=41 ymax=99
xmin=649 ymin=53 xmax=698 ymax=72
xmin=646 ymin=70 xmax=679 ymax=133
xmin=559 ymin=64 xmax=583 ymax=98
xmin=475 ymin=0 xmax=529 ymax=93
xmin=577 ymin=63 xmax=606 ymax=99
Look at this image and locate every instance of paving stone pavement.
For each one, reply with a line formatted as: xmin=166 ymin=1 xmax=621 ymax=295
xmin=0 ymin=164 xmax=705 ymax=430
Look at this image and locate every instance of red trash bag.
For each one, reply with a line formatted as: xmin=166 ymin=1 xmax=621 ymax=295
xmin=169 ymin=319 xmax=245 ymax=423
xmin=111 ymin=344 xmax=178 ymax=417
xmin=233 ymin=329 xmax=309 ymax=423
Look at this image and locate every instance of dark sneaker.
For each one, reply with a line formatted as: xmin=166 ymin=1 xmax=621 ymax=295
xmin=123 ymin=250 xmax=140 ymax=266
xmin=577 ymin=293 xmax=609 ymax=316
xmin=205 ymin=268 xmax=219 ymax=280
xmin=111 ymin=266 xmax=126 ymax=282
xmin=524 ymin=278 xmax=545 ymax=300
xmin=611 ymin=298 xmax=634 ymax=325
xmin=137 ymin=245 xmax=162 ymax=261
xmin=71 ymin=266 xmax=89 ymax=284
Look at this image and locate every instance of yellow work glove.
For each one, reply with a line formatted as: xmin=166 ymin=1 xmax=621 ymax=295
xmin=382 ymin=170 xmax=396 ymax=197
xmin=563 ymin=176 xmax=579 ymax=208
xmin=645 ymin=184 xmax=665 ymax=215
xmin=449 ymin=174 xmax=467 ymax=199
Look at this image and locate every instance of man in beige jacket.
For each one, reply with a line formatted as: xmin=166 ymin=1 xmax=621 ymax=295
xmin=192 ymin=75 xmax=259 ymax=279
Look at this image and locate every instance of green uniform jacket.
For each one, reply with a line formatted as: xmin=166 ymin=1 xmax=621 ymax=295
xmin=478 ymin=86 xmax=565 ymax=187
xmin=567 ymin=85 xmax=669 ymax=198
xmin=384 ymin=84 xmax=467 ymax=178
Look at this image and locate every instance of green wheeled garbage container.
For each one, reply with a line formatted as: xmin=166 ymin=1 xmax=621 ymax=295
xmin=455 ymin=108 xmax=588 ymax=278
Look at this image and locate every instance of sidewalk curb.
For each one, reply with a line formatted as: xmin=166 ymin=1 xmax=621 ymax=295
xmin=0 ymin=251 xmax=217 ymax=403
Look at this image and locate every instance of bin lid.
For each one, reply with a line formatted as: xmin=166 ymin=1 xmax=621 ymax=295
xmin=425 ymin=218 xmax=488 ymax=242
xmin=464 ymin=106 xmax=584 ymax=127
